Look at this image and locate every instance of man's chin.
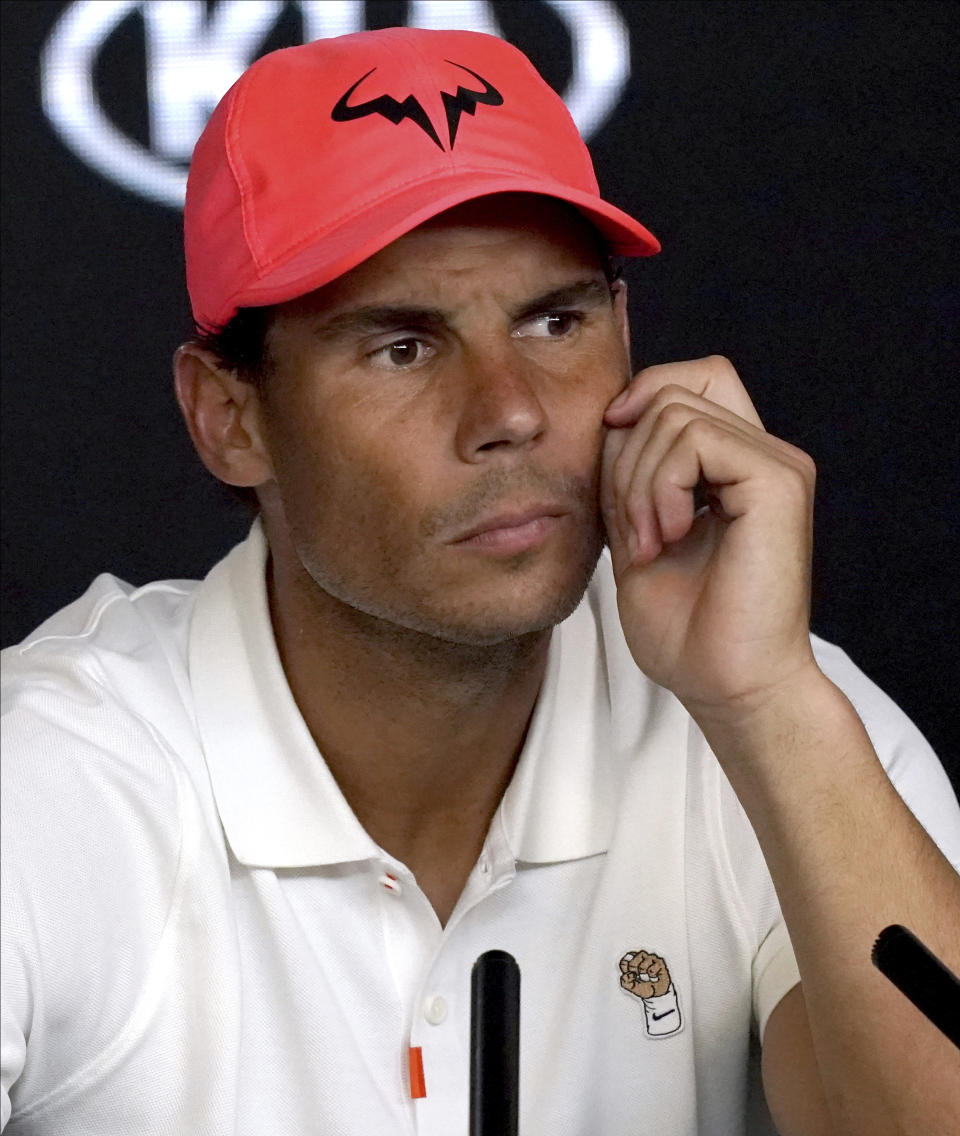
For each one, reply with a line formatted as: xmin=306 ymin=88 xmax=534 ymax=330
xmin=300 ymin=522 xmax=604 ymax=648
xmin=405 ymin=546 xmax=604 ymax=646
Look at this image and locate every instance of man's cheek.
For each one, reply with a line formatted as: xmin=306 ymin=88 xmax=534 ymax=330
xmin=581 ymin=366 xmax=627 ymax=436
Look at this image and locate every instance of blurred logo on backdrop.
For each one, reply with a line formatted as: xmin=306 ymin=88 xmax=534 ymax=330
xmin=40 ymin=0 xmax=631 ymax=209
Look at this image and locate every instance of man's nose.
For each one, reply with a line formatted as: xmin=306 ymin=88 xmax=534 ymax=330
xmin=453 ymin=346 xmax=548 ymax=462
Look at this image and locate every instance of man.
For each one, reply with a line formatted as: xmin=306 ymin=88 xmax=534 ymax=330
xmin=2 ymin=26 xmax=958 ymax=1135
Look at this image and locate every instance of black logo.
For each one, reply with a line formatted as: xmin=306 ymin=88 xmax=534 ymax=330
xmin=331 ymin=61 xmax=503 ymax=151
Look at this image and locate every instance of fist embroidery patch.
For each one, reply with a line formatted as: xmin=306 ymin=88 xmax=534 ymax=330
xmin=619 ymin=949 xmax=683 ymax=1037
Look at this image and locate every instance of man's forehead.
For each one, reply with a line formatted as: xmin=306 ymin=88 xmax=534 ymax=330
xmin=279 ymin=193 xmax=609 ymax=318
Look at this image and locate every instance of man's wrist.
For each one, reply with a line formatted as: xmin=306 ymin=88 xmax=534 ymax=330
xmin=686 ymin=665 xmax=869 ymax=786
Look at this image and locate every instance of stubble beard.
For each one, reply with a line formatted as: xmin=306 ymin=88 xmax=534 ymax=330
xmin=294 ymin=466 xmax=607 ymax=654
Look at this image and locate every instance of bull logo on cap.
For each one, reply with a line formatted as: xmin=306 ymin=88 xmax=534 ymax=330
xmin=331 ymin=61 xmax=504 ymax=151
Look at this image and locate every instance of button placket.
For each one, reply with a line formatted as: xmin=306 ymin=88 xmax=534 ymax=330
xmin=374 ymin=861 xmax=432 ymax=1032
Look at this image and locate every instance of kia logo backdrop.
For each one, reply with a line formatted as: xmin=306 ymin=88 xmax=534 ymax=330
xmin=40 ymin=0 xmax=630 ymax=206
xmin=3 ymin=2 xmax=959 ymax=785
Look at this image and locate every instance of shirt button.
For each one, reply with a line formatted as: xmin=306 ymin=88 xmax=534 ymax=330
xmin=378 ymin=873 xmax=402 ymax=895
xmin=479 ymin=857 xmax=490 ymax=875
xmin=424 ymin=995 xmax=448 ymax=1025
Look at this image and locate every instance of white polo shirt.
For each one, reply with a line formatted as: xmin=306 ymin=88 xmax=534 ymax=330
xmin=3 ymin=522 xmax=959 ymax=1135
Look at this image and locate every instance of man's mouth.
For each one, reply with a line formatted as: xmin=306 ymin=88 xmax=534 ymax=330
xmin=449 ymin=504 xmax=571 ymax=554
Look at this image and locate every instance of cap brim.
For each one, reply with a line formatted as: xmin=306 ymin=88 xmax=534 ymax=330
xmin=212 ymin=172 xmax=659 ymax=327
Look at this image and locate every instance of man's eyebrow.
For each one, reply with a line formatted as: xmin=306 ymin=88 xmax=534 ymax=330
xmin=307 ymin=278 xmax=612 ymax=341
xmin=308 ymin=306 xmax=450 ymax=341
xmin=510 ymin=278 xmax=613 ymax=323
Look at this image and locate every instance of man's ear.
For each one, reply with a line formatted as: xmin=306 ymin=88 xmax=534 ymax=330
xmin=173 ymin=345 xmax=274 ymax=488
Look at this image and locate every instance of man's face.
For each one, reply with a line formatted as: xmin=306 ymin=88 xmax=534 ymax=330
xmin=255 ymin=194 xmax=630 ymax=645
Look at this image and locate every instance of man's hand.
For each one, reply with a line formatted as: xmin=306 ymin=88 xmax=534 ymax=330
xmin=603 ymin=358 xmax=960 ymax=1135
xmin=601 ymin=356 xmax=820 ymax=721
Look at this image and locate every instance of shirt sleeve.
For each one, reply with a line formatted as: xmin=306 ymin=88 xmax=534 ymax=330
xmin=711 ymin=761 xmax=802 ymax=1042
xmin=1 ymin=637 xmax=183 ymax=1127
xmin=0 ymin=969 xmax=25 ymax=1131
xmin=812 ymin=636 xmax=960 ymax=871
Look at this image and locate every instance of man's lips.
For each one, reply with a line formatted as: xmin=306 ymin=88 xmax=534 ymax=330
xmin=448 ymin=504 xmax=571 ymax=553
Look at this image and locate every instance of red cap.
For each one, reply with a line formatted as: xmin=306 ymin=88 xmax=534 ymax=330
xmin=185 ymin=27 xmax=660 ymax=332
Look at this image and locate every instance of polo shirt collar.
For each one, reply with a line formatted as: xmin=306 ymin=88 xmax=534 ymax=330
xmin=189 ymin=522 xmax=620 ymax=870
xmin=500 ymin=586 xmax=618 ymax=863
xmin=189 ymin=521 xmax=377 ymax=868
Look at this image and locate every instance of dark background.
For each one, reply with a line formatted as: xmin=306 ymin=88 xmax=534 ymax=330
xmin=2 ymin=1 xmax=958 ymax=789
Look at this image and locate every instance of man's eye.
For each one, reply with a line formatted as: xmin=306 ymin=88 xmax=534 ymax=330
xmin=369 ymin=338 xmax=435 ymax=369
xmin=515 ymin=312 xmax=582 ymax=339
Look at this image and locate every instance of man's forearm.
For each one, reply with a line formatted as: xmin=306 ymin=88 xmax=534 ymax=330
xmin=695 ymin=671 xmax=960 ymax=1134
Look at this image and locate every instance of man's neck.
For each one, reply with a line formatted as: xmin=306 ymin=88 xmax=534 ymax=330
xmin=264 ymin=542 xmax=550 ymax=923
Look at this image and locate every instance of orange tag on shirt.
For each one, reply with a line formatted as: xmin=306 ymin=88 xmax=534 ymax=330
xmin=408 ymin=1046 xmax=427 ymax=1099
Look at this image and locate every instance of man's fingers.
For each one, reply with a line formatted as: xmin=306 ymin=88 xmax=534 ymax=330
xmin=601 ymin=371 xmax=769 ymax=565
xmin=607 ymin=387 xmax=763 ymax=527
xmin=607 ymin=408 xmax=814 ymax=568
xmin=605 ymin=356 xmax=764 ymax=430
xmin=608 ymin=397 xmax=761 ymax=559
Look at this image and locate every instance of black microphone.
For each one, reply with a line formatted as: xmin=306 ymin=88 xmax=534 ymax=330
xmin=470 ymin=949 xmax=521 ymax=1136
xmin=871 ymin=924 xmax=960 ymax=1049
